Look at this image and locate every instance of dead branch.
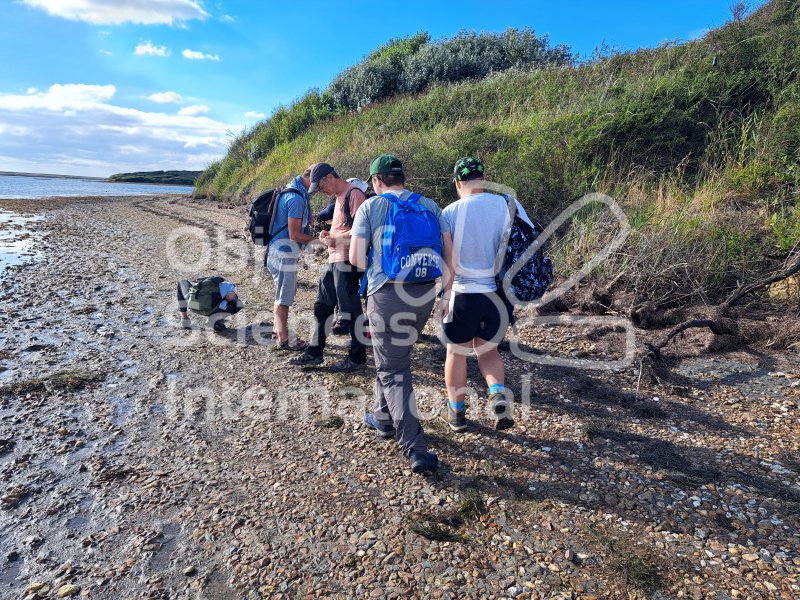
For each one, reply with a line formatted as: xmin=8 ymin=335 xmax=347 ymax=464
xmin=641 ymin=250 xmax=799 ymax=361
xmin=723 ymin=250 xmax=800 ymax=309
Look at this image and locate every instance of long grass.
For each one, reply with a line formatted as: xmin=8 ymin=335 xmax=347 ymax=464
xmin=197 ymin=0 xmax=799 ymax=308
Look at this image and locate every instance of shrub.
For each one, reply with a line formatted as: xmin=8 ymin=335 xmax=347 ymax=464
xmin=400 ymin=29 xmax=572 ymax=94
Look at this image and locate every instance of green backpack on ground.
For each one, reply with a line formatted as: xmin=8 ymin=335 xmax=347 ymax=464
xmin=188 ymin=276 xmax=225 ymax=316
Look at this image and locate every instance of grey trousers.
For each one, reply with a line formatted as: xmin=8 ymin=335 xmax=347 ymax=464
xmin=366 ymin=282 xmax=436 ymax=457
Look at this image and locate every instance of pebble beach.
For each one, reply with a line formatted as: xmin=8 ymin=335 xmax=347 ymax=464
xmin=0 ymin=195 xmax=798 ymax=599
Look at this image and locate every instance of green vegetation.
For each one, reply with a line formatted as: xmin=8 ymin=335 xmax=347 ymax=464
xmin=616 ymin=555 xmax=662 ymax=590
xmin=108 ymin=170 xmax=200 ymax=185
xmin=198 ymin=0 xmax=800 ymax=308
xmin=457 ymin=487 xmax=488 ymax=520
xmin=0 ymin=370 xmax=104 ymax=397
xmin=315 ymin=415 xmax=344 ymax=429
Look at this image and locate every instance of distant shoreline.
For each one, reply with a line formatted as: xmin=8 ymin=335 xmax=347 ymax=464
xmin=0 ymin=171 xmax=195 ymax=187
xmin=0 ymin=171 xmax=106 ymax=181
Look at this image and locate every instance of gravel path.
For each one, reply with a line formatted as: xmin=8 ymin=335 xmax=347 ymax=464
xmin=0 ymin=195 xmax=798 ymax=599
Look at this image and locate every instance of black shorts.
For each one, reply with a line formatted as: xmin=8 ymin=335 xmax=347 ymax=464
xmin=442 ymin=292 xmax=510 ymax=345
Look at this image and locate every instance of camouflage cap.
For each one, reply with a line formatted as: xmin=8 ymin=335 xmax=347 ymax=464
xmin=453 ymin=157 xmax=485 ymax=181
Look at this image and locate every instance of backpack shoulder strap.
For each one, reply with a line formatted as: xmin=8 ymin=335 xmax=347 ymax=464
xmin=500 ymin=194 xmax=518 ymax=218
xmin=268 ymin=186 xmax=302 ymax=239
xmin=343 ymin=186 xmax=365 ymax=227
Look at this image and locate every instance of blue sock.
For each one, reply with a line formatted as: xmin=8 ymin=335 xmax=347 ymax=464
xmin=449 ymin=401 xmax=464 ymax=411
xmin=489 ymin=384 xmax=506 ymax=395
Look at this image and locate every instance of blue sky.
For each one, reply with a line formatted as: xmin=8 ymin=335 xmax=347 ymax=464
xmin=0 ymin=0 xmax=762 ymax=177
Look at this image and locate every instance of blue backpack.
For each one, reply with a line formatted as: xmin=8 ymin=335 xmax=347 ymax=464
xmin=381 ymin=193 xmax=443 ymax=283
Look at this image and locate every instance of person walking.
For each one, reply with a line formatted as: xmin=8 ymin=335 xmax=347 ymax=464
xmin=439 ymin=157 xmax=531 ymax=432
xmin=288 ymin=162 xmax=368 ymax=371
xmin=349 ymin=154 xmax=445 ymax=474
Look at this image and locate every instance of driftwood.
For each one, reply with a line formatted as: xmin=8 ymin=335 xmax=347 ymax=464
xmin=643 ymin=250 xmax=800 ymax=359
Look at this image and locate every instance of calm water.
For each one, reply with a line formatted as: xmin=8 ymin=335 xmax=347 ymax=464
xmin=0 ymin=209 xmax=42 ymax=276
xmin=0 ymin=174 xmax=195 ymax=199
xmin=0 ymin=174 xmax=193 ymax=278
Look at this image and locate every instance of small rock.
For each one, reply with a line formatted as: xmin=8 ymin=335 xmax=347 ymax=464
xmin=56 ymin=584 xmax=81 ymax=597
xmin=183 ymin=566 xmax=196 ymax=576
xmin=741 ymin=553 xmax=759 ymax=562
xmin=24 ymin=582 xmax=47 ymax=595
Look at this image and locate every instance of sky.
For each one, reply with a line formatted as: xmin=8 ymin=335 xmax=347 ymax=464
xmin=0 ymin=0 xmax=764 ymax=178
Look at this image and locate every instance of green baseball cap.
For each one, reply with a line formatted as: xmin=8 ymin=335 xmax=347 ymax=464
xmin=367 ymin=154 xmax=404 ymax=183
xmin=453 ymin=156 xmax=485 ymax=181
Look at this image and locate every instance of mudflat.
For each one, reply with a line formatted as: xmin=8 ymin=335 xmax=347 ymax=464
xmin=0 ymin=195 xmax=798 ymax=599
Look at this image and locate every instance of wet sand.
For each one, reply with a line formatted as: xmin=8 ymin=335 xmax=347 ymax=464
xmin=0 ymin=195 xmax=798 ymax=599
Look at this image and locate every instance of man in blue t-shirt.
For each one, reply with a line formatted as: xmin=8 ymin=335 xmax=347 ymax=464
xmin=265 ymin=166 xmax=317 ymax=350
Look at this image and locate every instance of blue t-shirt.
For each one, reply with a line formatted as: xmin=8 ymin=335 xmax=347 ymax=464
xmin=269 ymin=175 xmax=311 ymax=252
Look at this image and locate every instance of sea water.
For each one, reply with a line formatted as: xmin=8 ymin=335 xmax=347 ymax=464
xmin=0 ymin=174 xmax=194 ymax=277
xmin=0 ymin=174 xmax=195 ymax=199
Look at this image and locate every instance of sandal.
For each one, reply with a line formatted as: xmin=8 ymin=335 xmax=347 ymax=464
xmin=274 ymin=338 xmax=308 ymax=352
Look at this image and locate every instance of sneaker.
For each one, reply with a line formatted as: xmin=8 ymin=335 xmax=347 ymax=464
xmin=363 ymin=412 xmax=395 ymax=439
xmin=212 ymin=320 xmax=227 ymax=332
xmin=329 ymin=358 xmax=367 ymax=373
xmin=490 ymin=393 xmax=514 ymax=430
xmin=274 ymin=338 xmax=308 ymax=352
xmin=409 ymin=451 xmax=439 ymax=474
xmin=179 ymin=317 xmax=192 ymax=329
xmin=287 ymin=352 xmax=324 ymax=366
xmin=444 ymin=405 xmax=468 ymax=433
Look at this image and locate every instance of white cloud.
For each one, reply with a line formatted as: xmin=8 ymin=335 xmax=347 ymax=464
xmin=0 ymin=83 xmax=237 ymax=177
xmin=135 ymin=41 xmax=170 ymax=57
xmin=21 ymin=0 xmax=208 ymax=25
xmin=148 ymin=91 xmax=183 ymax=104
xmin=182 ymin=49 xmax=220 ymax=61
xmin=244 ymin=111 xmax=265 ymax=119
xmin=178 ymin=105 xmax=208 ymax=116
xmin=221 ymin=14 xmax=234 ymax=23
xmin=100 ymin=50 xmax=113 ymax=56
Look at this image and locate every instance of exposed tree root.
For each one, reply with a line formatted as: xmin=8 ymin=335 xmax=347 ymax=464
xmin=634 ymin=251 xmax=800 ymax=396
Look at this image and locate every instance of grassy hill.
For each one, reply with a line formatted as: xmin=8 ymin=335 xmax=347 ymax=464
xmin=196 ymin=0 xmax=800 ymax=311
xmin=108 ymin=170 xmax=201 ymax=185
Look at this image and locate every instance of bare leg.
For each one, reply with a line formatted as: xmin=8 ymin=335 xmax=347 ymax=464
xmin=274 ymin=304 xmax=289 ymax=343
xmin=445 ymin=342 xmax=471 ymax=405
xmin=474 ymin=338 xmax=504 ymax=388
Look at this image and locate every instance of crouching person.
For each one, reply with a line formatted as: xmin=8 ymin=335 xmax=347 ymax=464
xmin=177 ymin=276 xmax=243 ymax=332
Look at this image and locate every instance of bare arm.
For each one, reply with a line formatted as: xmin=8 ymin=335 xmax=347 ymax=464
xmin=441 ymin=232 xmax=455 ymax=296
xmin=439 ymin=232 xmax=455 ymax=318
xmin=288 ymin=217 xmax=315 ymax=245
xmin=349 ymin=235 xmax=368 ymax=270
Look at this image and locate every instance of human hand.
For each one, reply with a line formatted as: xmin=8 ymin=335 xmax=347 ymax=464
xmin=438 ymin=296 xmax=450 ymax=320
